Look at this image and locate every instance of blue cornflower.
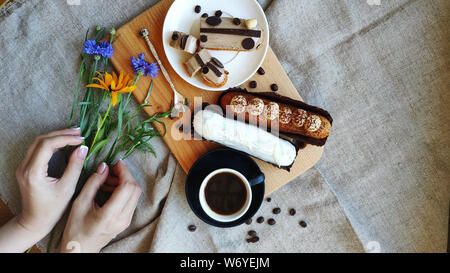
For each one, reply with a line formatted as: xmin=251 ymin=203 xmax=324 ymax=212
xmin=82 ymin=40 xmax=98 ymax=55
xmin=82 ymin=40 xmax=114 ymax=59
xmin=130 ymin=53 xmax=159 ymax=79
xmin=97 ymin=41 xmax=114 ymax=59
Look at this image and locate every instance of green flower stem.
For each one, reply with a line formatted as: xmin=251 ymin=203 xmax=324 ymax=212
xmin=85 ymin=99 xmax=112 ymax=165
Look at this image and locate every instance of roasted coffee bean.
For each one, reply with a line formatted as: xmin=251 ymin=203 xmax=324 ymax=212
xmin=242 ymin=37 xmax=255 ymax=50
xmin=201 ymin=13 xmax=208 ymax=18
xmin=206 ymin=16 xmax=222 ymax=26
xmin=266 ymin=197 xmax=272 ymax=202
xmin=178 ymin=124 xmax=184 ymax=132
xmin=247 ymin=236 xmax=260 ymax=243
xmin=256 ymin=216 xmax=264 ymax=223
xmin=233 ymin=18 xmax=241 ymax=25
xmin=188 ymin=225 xmax=196 ymax=232
xmin=273 ymin=207 xmax=281 ymax=214
xmin=299 ymin=221 xmax=307 ymax=228
xmin=246 ymin=218 xmax=252 ymax=225
xmin=215 ymin=10 xmax=223 ymax=17
xmin=268 ymin=218 xmax=276 ymax=225
xmin=248 ymin=230 xmax=257 ymax=237
xmin=257 ymin=67 xmax=265 ymax=75
xmin=211 ymin=57 xmax=224 ymax=68
xmin=249 ymin=81 xmax=257 ymax=88
xmin=271 ymin=84 xmax=279 ymax=91
xmin=202 ymin=66 xmax=209 ymax=74
xmin=200 ymin=35 xmax=208 ymax=42
xmin=194 ymin=5 xmax=201 ymax=13
xmin=289 ymin=208 xmax=296 ymax=216
xmin=171 ymin=32 xmax=179 ymax=41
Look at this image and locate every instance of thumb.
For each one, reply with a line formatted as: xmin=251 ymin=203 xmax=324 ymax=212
xmin=60 ymin=145 xmax=88 ymax=191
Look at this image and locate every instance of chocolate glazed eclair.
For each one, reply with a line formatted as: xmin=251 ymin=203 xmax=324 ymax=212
xmin=218 ymin=88 xmax=333 ymax=146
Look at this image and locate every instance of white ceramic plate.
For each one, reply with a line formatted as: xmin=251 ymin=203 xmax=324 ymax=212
xmin=162 ymin=0 xmax=269 ymax=91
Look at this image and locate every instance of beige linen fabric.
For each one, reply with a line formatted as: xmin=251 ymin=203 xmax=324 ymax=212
xmin=0 ymin=0 xmax=448 ymax=252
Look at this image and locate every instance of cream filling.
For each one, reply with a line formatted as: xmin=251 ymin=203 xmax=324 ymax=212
xmin=193 ymin=109 xmax=297 ymax=167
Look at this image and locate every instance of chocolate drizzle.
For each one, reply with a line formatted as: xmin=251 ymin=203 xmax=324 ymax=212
xmin=207 ymin=62 xmax=222 ymax=77
xmin=180 ymin=35 xmax=188 ymax=50
xmin=200 ymin=28 xmax=262 ymax=38
xmin=194 ymin=53 xmax=205 ymax=67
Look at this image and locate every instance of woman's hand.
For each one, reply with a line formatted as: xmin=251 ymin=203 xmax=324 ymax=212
xmin=60 ymin=160 xmax=142 ymax=253
xmin=0 ymin=128 xmax=87 ymax=253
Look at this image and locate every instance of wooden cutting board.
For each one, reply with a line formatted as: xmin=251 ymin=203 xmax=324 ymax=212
xmin=110 ymin=0 xmax=324 ymax=195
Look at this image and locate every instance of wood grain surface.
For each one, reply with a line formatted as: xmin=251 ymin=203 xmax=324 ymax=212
xmin=110 ymin=0 xmax=323 ymax=195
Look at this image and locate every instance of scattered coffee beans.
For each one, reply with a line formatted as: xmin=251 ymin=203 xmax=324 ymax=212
xmin=299 ymin=221 xmax=307 ymax=228
xmin=188 ymin=225 xmax=196 ymax=232
xmin=266 ymin=197 xmax=271 ymax=202
xmin=215 ymin=10 xmax=223 ymax=17
xmin=256 ymin=216 xmax=264 ymax=223
xmin=271 ymin=84 xmax=279 ymax=91
xmin=246 ymin=218 xmax=252 ymax=225
xmin=233 ymin=18 xmax=241 ymax=25
xmin=248 ymin=230 xmax=257 ymax=237
xmin=201 ymin=13 xmax=208 ymax=18
xmin=249 ymin=81 xmax=257 ymax=88
xmin=272 ymin=207 xmax=281 ymax=214
xmin=289 ymin=208 xmax=296 ymax=216
xmin=247 ymin=236 xmax=260 ymax=243
xmin=194 ymin=5 xmax=201 ymax=13
xmin=200 ymin=35 xmax=208 ymax=42
xmin=268 ymin=218 xmax=276 ymax=225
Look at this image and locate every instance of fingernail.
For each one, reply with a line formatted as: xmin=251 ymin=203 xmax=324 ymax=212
xmin=70 ymin=126 xmax=81 ymax=130
xmin=97 ymin=162 xmax=107 ymax=174
xmin=78 ymin=145 xmax=88 ymax=159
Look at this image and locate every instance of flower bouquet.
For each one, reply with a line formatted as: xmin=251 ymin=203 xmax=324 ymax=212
xmin=68 ymin=26 xmax=170 ymax=172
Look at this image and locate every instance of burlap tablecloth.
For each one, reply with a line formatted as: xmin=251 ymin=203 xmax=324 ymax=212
xmin=0 ymin=0 xmax=448 ymax=252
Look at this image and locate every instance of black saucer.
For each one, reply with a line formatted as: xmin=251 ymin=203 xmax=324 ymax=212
xmin=185 ymin=148 xmax=265 ymax=228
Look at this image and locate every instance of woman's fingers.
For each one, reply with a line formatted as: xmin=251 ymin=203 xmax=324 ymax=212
xmin=60 ymin=145 xmax=88 ymax=192
xmin=76 ymin=163 xmax=109 ymax=207
xmin=20 ymin=128 xmax=82 ymax=171
xmin=121 ymin=184 xmax=142 ymax=218
xmin=27 ymin=135 xmax=84 ymax=177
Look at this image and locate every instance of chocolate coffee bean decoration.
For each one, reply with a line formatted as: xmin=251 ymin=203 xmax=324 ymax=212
xmin=246 ymin=218 xmax=252 ymax=225
xmin=233 ymin=18 xmax=241 ymax=25
xmin=206 ymin=16 xmax=222 ymax=26
xmin=266 ymin=197 xmax=272 ymax=202
xmin=268 ymin=218 xmax=276 ymax=225
xmin=257 ymin=67 xmax=265 ymax=75
xmin=248 ymin=230 xmax=257 ymax=237
xmin=201 ymin=13 xmax=208 ymax=18
xmin=289 ymin=208 xmax=296 ymax=216
xmin=247 ymin=236 xmax=259 ymax=243
xmin=249 ymin=81 xmax=257 ymax=88
xmin=299 ymin=221 xmax=307 ymax=228
xmin=256 ymin=216 xmax=264 ymax=223
xmin=200 ymin=35 xmax=208 ymax=42
xmin=215 ymin=10 xmax=223 ymax=17
xmin=171 ymin=32 xmax=179 ymax=41
xmin=194 ymin=5 xmax=201 ymax=13
xmin=271 ymin=84 xmax=279 ymax=91
xmin=242 ymin=38 xmax=255 ymax=50
xmin=273 ymin=207 xmax=281 ymax=214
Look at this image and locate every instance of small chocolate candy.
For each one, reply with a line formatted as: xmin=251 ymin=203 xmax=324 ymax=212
xmin=178 ymin=124 xmax=184 ymax=132
xmin=271 ymin=84 xmax=279 ymax=91
xmin=211 ymin=57 xmax=224 ymax=68
xmin=249 ymin=81 xmax=257 ymax=88
xmin=233 ymin=18 xmax=241 ymax=25
xmin=194 ymin=5 xmax=201 ymax=13
xmin=200 ymin=35 xmax=208 ymax=42
xmin=206 ymin=16 xmax=222 ymax=26
xmin=188 ymin=225 xmax=196 ymax=232
xmin=246 ymin=218 xmax=252 ymax=225
xmin=299 ymin=221 xmax=307 ymax=228
xmin=273 ymin=207 xmax=281 ymax=214
xmin=201 ymin=13 xmax=208 ymax=18
xmin=215 ymin=10 xmax=222 ymax=17
xmin=248 ymin=230 xmax=257 ymax=237
xmin=202 ymin=66 xmax=209 ymax=74
xmin=257 ymin=67 xmax=265 ymax=75
xmin=268 ymin=218 xmax=276 ymax=225
xmin=256 ymin=216 xmax=264 ymax=223
xmin=266 ymin=197 xmax=272 ymax=202
xmin=242 ymin=38 xmax=255 ymax=50
xmin=171 ymin=32 xmax=179 ymax=41
xmin=289 ymin=208 xmax=296 ymax=216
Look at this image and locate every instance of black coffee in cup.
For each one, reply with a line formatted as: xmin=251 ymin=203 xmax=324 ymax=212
xmin=204 ymin=171 xmax=248 ymax=215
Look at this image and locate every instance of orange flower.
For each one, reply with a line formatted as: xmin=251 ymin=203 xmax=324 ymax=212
xmin=86 ymin=71 xmax=137 ymax=106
